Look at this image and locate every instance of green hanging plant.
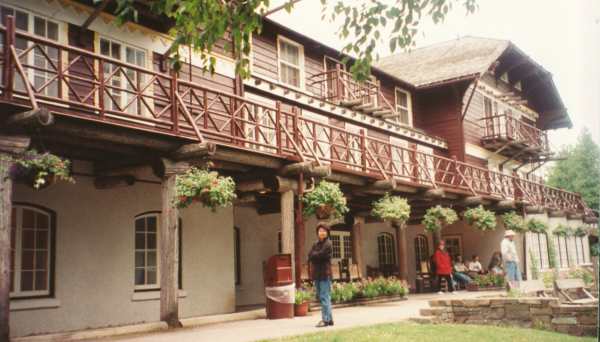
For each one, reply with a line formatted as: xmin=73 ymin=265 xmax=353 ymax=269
xmin=302 ymin=180 xmax=348 ymax=219
xmin=502 ymin=211 xmax=527 ymax=233
xmin=463 ymin=205 xmax=497 ymax=232
xmin=8 ymin=150 xmax=75 ymax=189
xmin=526 ymin=218 xmax=548 ymax=233
xmin=422 ymin=205 xmax=458 ymax=233
xmin=371 ymin=193 xmax=411 ymax=226
xmin=175 ymin=167 xmax=236 ymax=210
xmin=574 ymin=226 xmax=589 ymax=237
xmin=552 ymin=224 xmax=573 ymax=237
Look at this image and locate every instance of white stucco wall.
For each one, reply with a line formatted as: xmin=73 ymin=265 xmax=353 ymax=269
xmin=10 ymin=162 xmax=235 ymax=337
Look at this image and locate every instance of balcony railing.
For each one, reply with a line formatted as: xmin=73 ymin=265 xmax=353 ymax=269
xmin=0 ymin=21 xmax=592 ymax=216
xmin=481 ymin=113 xmax=550 ymax=153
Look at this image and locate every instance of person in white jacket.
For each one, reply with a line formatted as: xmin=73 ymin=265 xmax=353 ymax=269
xmin=500 ymin=230 xmax=521 ymax=289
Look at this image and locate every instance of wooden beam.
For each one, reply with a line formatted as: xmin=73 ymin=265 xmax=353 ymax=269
xmin=94 ymin=175 xmax=136 ymax=189
xmin=279 ymin=161 xmax=331 ymax=178
xmin=423 ymin=188 xmax=445 ymax=200
xmin=394 ymin=223 xmax=409 ymax=282
xmin=81 ymin=0 xmax=111 ymax=30
xmin=0 ymin=135 xmax=30 ymax=155
xmin=461 ymin=196 xmax=484 ymax=207
xmin=0 ymin=155 xmax=13 ymax=341
xmin=548 ymin=210 xmax=566 ymax=218
xmin=212 ymin=148 xmax=282 ymax=169
xmin=496 ymin=200 xmax=516 ymax=211
xmin=281 ymin=189 xmax=295 ymax=281
xmin=159 ymin=159 xmax=184 ymax=328
xmin=170 ymin=142 xmax=216 ymax=161
xmin=4 ymin=108 xmax=54 ymax=128
xmin=524 ymin=205 xmax=545 ymax=214
xmin=294 ymin=174 xmax=305 ymax=287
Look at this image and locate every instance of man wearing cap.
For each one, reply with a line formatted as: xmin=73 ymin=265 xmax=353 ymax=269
xmin=501 ymin=230 xmax=521 ymax=289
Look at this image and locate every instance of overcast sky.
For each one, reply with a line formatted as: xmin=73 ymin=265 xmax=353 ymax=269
xmin=269 ymin=0 xmax=600 ymax=150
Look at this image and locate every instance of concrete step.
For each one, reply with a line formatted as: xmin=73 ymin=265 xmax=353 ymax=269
xmin=340 ymin=99 xmax=362 ymax=107
xmin=419 ymin=307 xmax=447 ymax=316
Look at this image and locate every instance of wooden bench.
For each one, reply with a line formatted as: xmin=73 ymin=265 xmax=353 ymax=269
xmin=519 ymin=279 xmax=548 ymax=297
xmin=555 ymin=278 xmax=598 ymax=304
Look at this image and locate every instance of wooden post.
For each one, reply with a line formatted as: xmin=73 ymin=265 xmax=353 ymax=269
xmin=294 ymin=173 xmax=304 ymax=287
xmin=394 ymin=222 xmax=409 ymax=281
xmin=0 ymin=155 xmax=13 ymax=342
xmin=280 ymin=189 xmax=295 ymax=282
xmin=159 ymin=159 xmax=186 ymax=328
xmin=351 ymin=216 xmax=365 ymax=278
xmin=3 ymin=15 xmax=15 ymax=100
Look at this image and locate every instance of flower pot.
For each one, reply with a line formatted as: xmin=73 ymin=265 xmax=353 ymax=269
xmin=18 ymin=168 xmax=55 ymax=190
xmin=466 ymin=283 xmax=479 ymax=292
xmin=315 ymin=204 xmax=333 ymax=219
xmin=294 ymin=302 xmax=309 ymax=316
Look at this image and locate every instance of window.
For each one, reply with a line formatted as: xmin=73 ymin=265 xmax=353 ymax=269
xmin=394 ymin=88 xmax=412 ymax=126
xmin=234 ymin=227 xmax=241 ymax=285
xmin=330 ymin=231 xmax=352 ymax=263
xmin=575 ymin=236 xmax=586 ymax=265
xmin=442 ymin=235 xmax=462 ymax=261
xmin=277 ymin=36 xmax=304 ymax=88
xmin=134 ymin=213 xmax=182 ymax=290
xmin=527 ymin=232 xmax=550 ymax=269
xmin=10 ymin=204 xmax=55 ymax=298
xmin=414 ymin=234 xmax=429 ymax=271
xmin=100 ymin=38 xmax=147 ymax=116
xmin=0 ymin=6 xmax=59 ymax=96
xmin=277 ymin=230 xmax=282 ymax=254
xmin=377 ymin=233 xmax=396 ymax=267
xmin=484 ymin=96 xmax=494 ymax=117
xmin=554 ymin=235 xmax=570 ymax=268
xmin=500 ymin=72 xmax=509 ymax=83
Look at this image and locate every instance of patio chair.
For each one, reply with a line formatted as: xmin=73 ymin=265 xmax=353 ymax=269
xmin=349 ymin=263 xmax=361 ymax=281
xmin=331 ymin=263 xmax=341 ymax=282
xmin=554 ymin=278 xmax=598 ymax=304
xmin=416 ymin=260 xmax=434 ymax=293
xmin=518 ymin=279 xmax=548 ymax=297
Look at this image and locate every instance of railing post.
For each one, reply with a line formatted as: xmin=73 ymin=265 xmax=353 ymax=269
xmin=3 ymin=15 xmax=15 ymax=100
xmin=276 ymin=101 xmax=283 ymax=155
xmin=335 ymin=64 xmax=343 ymax=103
xmin=360 ymin=129 xmax=367 ymax=173
xmin=170 ymin=69 xmax=179 ymax=134
xmin=98 ymin=59 xmax=105 ymax=118
xmin=292 ymin=106 xmax=300 ymax=148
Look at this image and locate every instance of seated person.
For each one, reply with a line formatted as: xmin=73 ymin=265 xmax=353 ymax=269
xmin=468 ymin=255 xmax=484 ymax=274
xmin=488 ymin=251 xmax=504 ymax=275
xmin=452 ymin=255 xmax=472 ymax=288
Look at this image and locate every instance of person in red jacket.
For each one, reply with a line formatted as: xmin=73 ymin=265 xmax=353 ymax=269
xmin=432 ymin=240 xmax=454 ymax=294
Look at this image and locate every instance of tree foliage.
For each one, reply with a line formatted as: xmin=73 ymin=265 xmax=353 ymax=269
xmin=111 ymin=0 xmax=477 ymax=80
xmin=547 ymin=129 xmax=600 ymax=211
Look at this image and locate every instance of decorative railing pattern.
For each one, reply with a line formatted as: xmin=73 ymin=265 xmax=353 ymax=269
xmin=481 ymin=113 xmax=550 ymax=152
xmin=0 ymin=21 xmax=591 ymax=215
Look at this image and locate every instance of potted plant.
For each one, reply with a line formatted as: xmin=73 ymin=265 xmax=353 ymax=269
xmin=294 ymin=287 xmax=313 ymax=316
xmin=502 ymin=211 xmax=527 ymax=233
xmin=302 ymin=180 xmax=348 ymax=219
xmin=10 ymin=150 xmax=74 ymax=189
xmin=422 ymin=205 xmax=458 ymax=233
xmin=574 ymin=226 xmax=589 ymax=237
xmin=552 ymin=224 xmax=573 ymax=237
xmin=371 ymin=193 xmax=411 ymax=227
xmin=526 ymin=218 xmax=548 ymax=233
xmin=174 ymin=167 xmax=236 ymax=210
xmin=463 ymin=205 xmax=497 ymax=232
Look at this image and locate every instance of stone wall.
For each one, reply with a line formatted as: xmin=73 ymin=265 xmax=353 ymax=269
xmin=421 ymin=297 xmax=598 ymax=337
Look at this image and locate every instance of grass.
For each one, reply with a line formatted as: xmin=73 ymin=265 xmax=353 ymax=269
xmin=260 ymin=322 xmax=596 ymax=342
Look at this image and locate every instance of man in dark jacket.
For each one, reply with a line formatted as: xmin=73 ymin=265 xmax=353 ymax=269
xmin=308 ymin=222 xmax=333 ymax=327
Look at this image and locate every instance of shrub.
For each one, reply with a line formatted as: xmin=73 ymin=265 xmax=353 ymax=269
xmin=527 ymin=218 xmax=548 ymax=233
xmin=529 ymin=249 xmax=540 ymax=280
xmin=502 ymin=211 xmax=527 ymax=233
xmin=175 ymin=168 xmax=236 ymax=210
xmin=568 ymin=268 xmax=594 ymax=287
xmin=422 ymin=205 xmax=458 ymax=233
xmin=302 ymin=181 xmax=348 ymax=219
xmin=361 ymin=280 xmax=380 ymax=299
xmin=371 ymin=194 xmax=411 ymax=225
xmin=541 ymin=271 xmax=556 ymax=289
xmin=295 ymin=287 xmax=313 ymax=305
xmin=463 ymin=205 xmax=497 ymax=231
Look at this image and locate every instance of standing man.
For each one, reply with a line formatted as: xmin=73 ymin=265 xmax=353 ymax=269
xmin=501 ymin=230 xmax=521 ymax=289
xmin=308 ymin=223 xmax=334 ymax=327
xmin=432 ymin=240 xmax=454 ymax=295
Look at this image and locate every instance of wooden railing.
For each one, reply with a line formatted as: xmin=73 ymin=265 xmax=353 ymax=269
xmin=0 ymin=21 xmax=591 ymax=215
xmin=481 ymin=113 xmax=550 ymax=152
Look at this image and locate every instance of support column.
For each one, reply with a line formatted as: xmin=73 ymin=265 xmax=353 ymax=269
xmin=351 ymin=216 xmax=365 ymax=278
xmin=0 ymin=156 xmax=13 ymax=342
xmin=394 ymin=223 xmax=409 ymax=281
xmin=280 ymin=189 xmax=295 ymax=282
xmin=159 ymin=159 xmax=185 ymax=328
xmin=293 ymin=175 xmax=304 ymax=287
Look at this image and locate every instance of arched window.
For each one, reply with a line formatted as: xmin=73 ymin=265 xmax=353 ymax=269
xmin=377 ymin=233 xmax=396 ymax=267
xmin=10 ymin=203 xmax=55 ymax=298
xmin=134 ymin=212 xmax=182 ymax=290
xmin=414 ymin=234 xmax=429 ymax=271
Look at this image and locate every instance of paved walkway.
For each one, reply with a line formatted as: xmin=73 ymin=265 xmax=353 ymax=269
xmin=97 ymin=291 xmax=504 ymax=342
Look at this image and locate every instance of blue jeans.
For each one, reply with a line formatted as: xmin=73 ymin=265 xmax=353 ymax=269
xmin=505 ymin=261 xmax=522 ymax=282
xmin=315 ymin=279 xmax=332 ymax=322
xmin=453 ymin=272 xmax=472 ymax=285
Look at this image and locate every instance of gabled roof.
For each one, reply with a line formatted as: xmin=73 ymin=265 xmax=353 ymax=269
xmin=375 ymin=36 xmax=572 ymax=129
xmin=375 ymin=36 xmax=509 ymax=88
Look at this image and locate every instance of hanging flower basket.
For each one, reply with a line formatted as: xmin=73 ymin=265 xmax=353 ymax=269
xmin=526 ymin=218 xmax=548 ymax=233
xmin=552 ymin=224 xmax=573 ymax=237
xmin=371 ymin=193 xmax=411 ymax=227
xmin=463 ymin=205 xmax=497 ymax=232
xmin=574 ymin=226 xmax=589 ymax=237
xmin=422 ymin=205 xmax=458 ymax=233
xmin=502 ymin=211 xmax=527 ymax=233
xmin=9 ymin=150 xmax=74 ymax=189
xmin=302 ymin=181 xmax=348 ymax=219
xmin=175 ymin=168 xmax=236 ymax=210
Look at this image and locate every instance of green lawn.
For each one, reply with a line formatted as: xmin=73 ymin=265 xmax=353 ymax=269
xmin=260 ymin=322 xmax=596 ymax=342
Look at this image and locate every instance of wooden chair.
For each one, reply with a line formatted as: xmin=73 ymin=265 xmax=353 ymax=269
xmin=416 ymin=261 xmax=434 ymax=293
xmin=555 ymin=278 xmax=598 ymax=304
xmin=349 ymin=263 xmax=361 ymax=281
xmin=331 ymin=263 xmax=341 ymax=282
xmin=518 ymin=279 xmax=548 ymax=297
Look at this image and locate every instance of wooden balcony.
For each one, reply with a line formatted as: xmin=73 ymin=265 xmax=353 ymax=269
xmin=308 ymin=67 xmax=398 ymax=120
xmin=481 ymin=113 xmax=551 ymax=159
xmin=0 ymin=23 xmax=593 ymax=217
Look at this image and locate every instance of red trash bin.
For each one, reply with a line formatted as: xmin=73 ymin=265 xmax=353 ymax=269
xmin=263 ymin=254 xmax=294 ymax=319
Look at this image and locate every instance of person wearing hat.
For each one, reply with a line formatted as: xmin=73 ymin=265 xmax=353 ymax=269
xmin=501 ymin=230 xmax=521 ymax=288
xmin=308 ymin=222 xmax=334 ymax=327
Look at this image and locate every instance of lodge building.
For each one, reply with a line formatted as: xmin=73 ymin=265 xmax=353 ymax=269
xmin=0 ymin=0 xmax=597 ymax=339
